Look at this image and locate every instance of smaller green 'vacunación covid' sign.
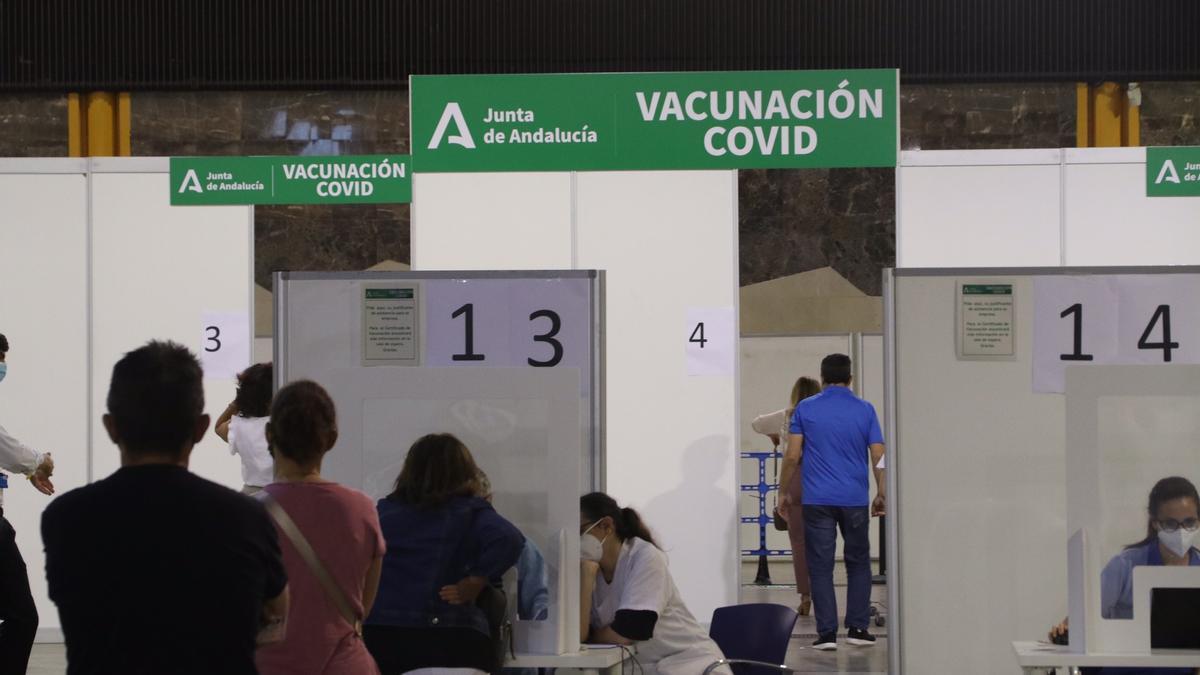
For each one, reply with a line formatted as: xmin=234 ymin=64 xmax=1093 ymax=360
xmin=1147 ymin=147 xmax=1200 ymax=197
xmin=170 ymin=155 xmax=411 ymax=205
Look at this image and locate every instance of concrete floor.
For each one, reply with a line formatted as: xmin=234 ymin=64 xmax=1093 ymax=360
xmin=26 ymin=643 xmax=64 ymax=675
xmin=29 ymin=637 xmax=887 ymax=675
xmin=26 ymin=562 xmax=889 ymax=675
xmin=744 ymin=584 xmax=889 ymax=675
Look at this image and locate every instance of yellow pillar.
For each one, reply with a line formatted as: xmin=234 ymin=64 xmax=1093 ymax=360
xmin=1076 ymin=82 xmax=1141 ymax=148
xmin=85 ymin=92 xmax=117 ymax=156
xmin=67 ymin=93 xmax=86 ymax=157
xmin=117 ymin=92 xmax=132 ymax=157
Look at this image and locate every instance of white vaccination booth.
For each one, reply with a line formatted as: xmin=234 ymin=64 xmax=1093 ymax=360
xmin=890 ymin=146 xmax=1200 ymax=674
xmin=0 ymin=157 xmax=253 ymax=640
xmin=413 ymin=170 xmax=742 ymax=624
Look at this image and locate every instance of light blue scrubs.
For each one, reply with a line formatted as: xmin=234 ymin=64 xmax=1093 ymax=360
xmin=1100 ymin=541 xmax=1200 ymax=619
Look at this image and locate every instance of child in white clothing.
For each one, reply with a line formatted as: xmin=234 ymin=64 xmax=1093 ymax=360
xmin=215 ymin=363 xmax=274 ymax=494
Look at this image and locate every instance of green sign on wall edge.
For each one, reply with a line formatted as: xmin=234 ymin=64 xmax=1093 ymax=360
xmin=170 ymin=155 xmax=411 ymax=205
xmin=1147 ymin=147 xmax=1200 ymax=197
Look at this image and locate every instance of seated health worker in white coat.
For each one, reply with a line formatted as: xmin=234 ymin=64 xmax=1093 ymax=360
xmin=579 ymin=492 xmax=730 ymax=675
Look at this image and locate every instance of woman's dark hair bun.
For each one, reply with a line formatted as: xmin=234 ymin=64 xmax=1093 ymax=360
xmin=580 ymin=492 xmax=658 ymax=548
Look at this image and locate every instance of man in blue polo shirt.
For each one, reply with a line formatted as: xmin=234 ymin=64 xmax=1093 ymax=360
xmin=777 ymin=353 xmax=885 ymax=651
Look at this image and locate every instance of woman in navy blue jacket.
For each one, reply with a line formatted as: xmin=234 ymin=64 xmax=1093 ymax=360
xmin=364 ymin=433 xmax=524 ymax=675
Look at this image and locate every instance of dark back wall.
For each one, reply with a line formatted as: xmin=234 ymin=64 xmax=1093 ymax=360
xmin=3 ymin=1 xmax=1199 ymax=90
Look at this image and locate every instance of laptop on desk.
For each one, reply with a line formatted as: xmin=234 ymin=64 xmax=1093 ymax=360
xmin=1150 ymin=588 xmax=1200 ymax=649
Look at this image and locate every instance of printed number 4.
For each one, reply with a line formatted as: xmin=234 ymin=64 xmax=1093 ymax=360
xmin=204 ymin=326 xmax=222 ymax=353
xmin=689 ymin=322 xmax=707 ymax=348
xmin=1138 ymin=304 xmax=1179 ymax=362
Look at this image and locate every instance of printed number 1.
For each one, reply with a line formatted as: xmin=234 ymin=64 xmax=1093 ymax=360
xmin=1059 ymin=304 xmax=1093 ymax=362
xmin=451 ymin=303 xmax=486 ymax=362
xmin=689 ymin=322 xmax=708 ymax=348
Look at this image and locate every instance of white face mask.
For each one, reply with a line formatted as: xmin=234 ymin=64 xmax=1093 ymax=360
xmin=1158 ymin=526 xmax=1199 ymax=558
xmin=581 ymin=520 xmax=609 ymax=562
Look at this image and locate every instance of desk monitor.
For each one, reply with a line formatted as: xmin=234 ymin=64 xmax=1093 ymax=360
xmin=1151 ymin=588 xmax=1200 ymax=649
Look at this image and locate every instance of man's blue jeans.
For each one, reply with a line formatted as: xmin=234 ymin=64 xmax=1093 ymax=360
xmin=804 ymin=505 xmax=872 ymax=636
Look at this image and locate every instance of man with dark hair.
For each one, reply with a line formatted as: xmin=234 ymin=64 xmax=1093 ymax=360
xmin=42 ymin=341 xmax=289 ymax=675
xmin=0 ymin=332 xmax=56 ymax=674
xmin=777 ymin=353 xmax=885 ymax=652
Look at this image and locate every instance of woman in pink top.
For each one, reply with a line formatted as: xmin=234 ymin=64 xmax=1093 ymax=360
xmin=256 ymin=380 xmax=385 ymax=675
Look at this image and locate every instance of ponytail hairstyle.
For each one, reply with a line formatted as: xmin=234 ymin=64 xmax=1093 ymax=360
xmin=1126 ymin=476 xmax=1200 ymax=549
xmin=788 ymin=376 xmax=822 ymax=412
xmin=580 ymin=492 xmax=658 ymax=548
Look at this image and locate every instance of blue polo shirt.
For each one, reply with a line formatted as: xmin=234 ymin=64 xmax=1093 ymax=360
xmin=789 ymin=385 xmax=884 ymax=507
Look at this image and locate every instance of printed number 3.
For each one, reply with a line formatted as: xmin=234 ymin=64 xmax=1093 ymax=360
xmin=204 ymin=326 xmax=222 ymax=353
xmin=528 ymin=310 xmax=563 ymax=367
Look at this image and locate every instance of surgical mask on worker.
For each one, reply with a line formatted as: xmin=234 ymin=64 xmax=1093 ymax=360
xmin=581 ymin=521 xmax=608 ymax=562
xmin=1158 ymin=525 xmax=1199 ymax=558
xmin=0 ymin=363 xmax=8 ymax=384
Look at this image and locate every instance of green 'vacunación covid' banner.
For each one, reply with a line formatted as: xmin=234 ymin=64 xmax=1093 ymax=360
xmin=410 ymin=69 xmax=898 ymax=172
xmin=169 ymin=155 xmax=411 ymax=205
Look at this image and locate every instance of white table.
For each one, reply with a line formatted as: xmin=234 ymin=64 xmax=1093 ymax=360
xmin=507 ymin=646 xmax=636 ymax=675
xmin=1013 ymin=640 xmax=1200 ymax=674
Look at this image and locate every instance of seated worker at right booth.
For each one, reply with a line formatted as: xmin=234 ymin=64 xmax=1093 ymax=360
xmin=1049 ymin=476 xmax=1200 ymax=675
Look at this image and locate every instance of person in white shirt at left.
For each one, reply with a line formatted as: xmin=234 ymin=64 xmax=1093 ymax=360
xmin=0 ymin=331 xmax=56 ymax=675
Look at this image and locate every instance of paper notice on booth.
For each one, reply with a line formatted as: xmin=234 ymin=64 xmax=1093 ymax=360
xmin=362 ymin=284 xmax=420 ymax=366
xmin=957 ymin=282 xmax=1015 ymax=360
xmin=685 ymin=307 xmax=735 ymax=376
xmin=200 ymin=311 xmax=251 ymax=379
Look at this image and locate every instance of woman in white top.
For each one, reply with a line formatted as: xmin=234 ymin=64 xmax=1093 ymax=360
xmin=751 ymin=376 xmax=821 ymax=616
xmin=579 ymin=492 xmax=730 ymax=675
xmin=215 ymin=362 xmax=274 ymax=494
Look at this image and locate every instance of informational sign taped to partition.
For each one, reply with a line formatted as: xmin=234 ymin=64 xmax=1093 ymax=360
xmin=200 ymin=311 xmax=251 ymax=379
xmin=1147 ymin=147 xmax=1200 ymax=197
xmin=362 ymin=285 xmax=421 ymax=365
xmin=170 ymin=155 xmax=411 ymax=205
xmin=686 ymin=307 xmax=736 ymax=376
xmin=423 ymin=277 xmax=590 ymax=369
xmin=411 ymin=69 xmax=898 ymax=172
xmin=956 ymin=282 xmax=1015 ymax=360
xmin=1032 ymin=276 xmax=1119 ymax=393
xmin=1032 ymin=275 xmax=1200 ymax=392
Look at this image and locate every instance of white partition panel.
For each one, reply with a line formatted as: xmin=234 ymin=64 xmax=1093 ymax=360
xmin=739 ymin=335 xmax=851 ymax=453
xmin=739 ymin=334 xmax=883 ymax=563
xmin=575 ymin=171 xmax=738 ymax=622
xmin=740 ymin=335 xmax=849 ymax=558
xmin=413 ymin=169 xmax=740 ymax=625
xmin=0 ymin=163 xmax=89 ymax=637
xmin=860 ymin=334 xmax=885 ymax=413
xmin=900 ymin=148 xmax=1200 ymax=269
xmin=898 ymin=150 xmax=1063 ymax=268
xmin=1064 ymin=148 xmax=1200 ymax=266
xmin=892 ymin=271 xmax=1067 ymax=674
xmin=413 ymin=173 xmax=573 ymax=269
xmin=89 ymin=159 xmax=252 ymax=488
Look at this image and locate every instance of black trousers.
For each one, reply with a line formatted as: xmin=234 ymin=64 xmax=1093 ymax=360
xmin=0 ymin=511 xmax=38 ymax=675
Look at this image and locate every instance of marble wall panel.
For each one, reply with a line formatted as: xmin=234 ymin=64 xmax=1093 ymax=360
xmin=1140 ymin=82 xmax=1200 ymax=147
xmin=0 ymin=94 xmax=68 ymax=157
